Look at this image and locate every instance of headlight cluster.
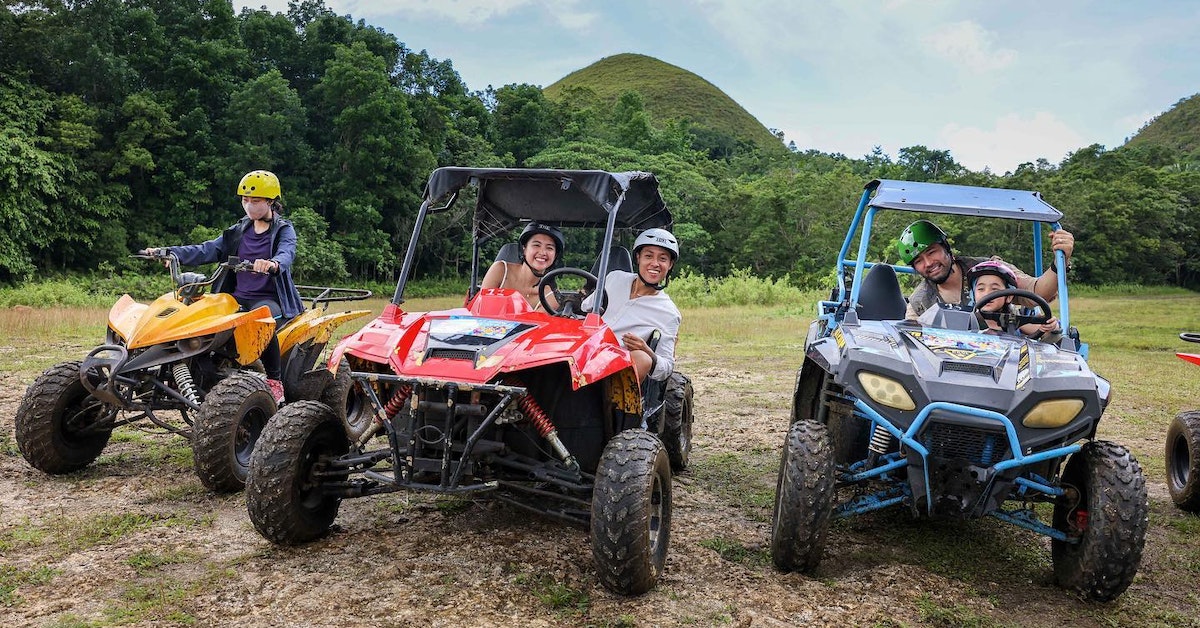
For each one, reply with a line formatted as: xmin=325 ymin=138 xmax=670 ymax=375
xmin=1021 ymin=399 xmax=1084 ymax=428
xmin=857 ymin=372 xmax=915 ymax=410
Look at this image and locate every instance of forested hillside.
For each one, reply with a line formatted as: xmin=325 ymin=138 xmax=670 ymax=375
xmin=3 ymin=0 xmax=1200 ymax=288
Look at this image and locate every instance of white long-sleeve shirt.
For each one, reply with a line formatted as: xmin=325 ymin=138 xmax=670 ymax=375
xmin=585 ymin=271 xmax=680 ymax=381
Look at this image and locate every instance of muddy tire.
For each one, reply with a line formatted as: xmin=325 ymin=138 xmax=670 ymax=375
xmin=15 ymin=361 xmax=114 ymax=474
xmin=247 ymin=401 xmax=349 ymax=544
xmin=1052 ymin=440 xmax=1148 ymax=601
xmin=319 ymin=358 xmax=373 ymax=442
xmin=1166 ymin=410 xmax=1200 ymax=512
xmin=770 ymin=420 xmax=835 ymax=573
xmin=661 ymin=372 xmax=694 ymax=473
xmin=191 ymin=372 xmax=277 ymax=493
xmin=591 ymin=429 xmax=672 ymax=595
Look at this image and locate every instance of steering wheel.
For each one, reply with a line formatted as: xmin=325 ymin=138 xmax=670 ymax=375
xmin=538 ymin=267 xmax=597 ymax=318
xmin=973 ymin=288 xmax=1053 ymax=334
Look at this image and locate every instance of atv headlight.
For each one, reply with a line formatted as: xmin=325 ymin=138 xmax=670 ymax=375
xmin=857 ymin=371 xmax=916 ymax=410
xmin=1022 ymin=399 xmax=1085 ymax=428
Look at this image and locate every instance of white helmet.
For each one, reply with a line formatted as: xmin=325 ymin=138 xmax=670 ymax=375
xmin=633 ymin=228 xmax=678 ymax=261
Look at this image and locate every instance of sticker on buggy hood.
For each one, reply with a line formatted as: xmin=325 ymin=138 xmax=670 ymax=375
xmin=903 ymin=328 xmax=1014 ymax=361
xmin=430 ymin=316 xmax=523 ymax=340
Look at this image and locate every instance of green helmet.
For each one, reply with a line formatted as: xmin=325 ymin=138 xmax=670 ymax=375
xmin=897 ymin=220 xmax=950 ymax=265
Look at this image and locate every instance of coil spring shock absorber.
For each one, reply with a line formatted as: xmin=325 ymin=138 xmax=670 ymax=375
xmin=384 ymin=384 xmax=414 ymax=419
xmin=509 ymin=378 xmax=579 ymax=471
xmin=171 ymin=363 xmax=201 ymax=406
xmin=355 ymin=383 xmax=413 ymax=448
xmin=867 ymin=423 xmax=893 ymax=466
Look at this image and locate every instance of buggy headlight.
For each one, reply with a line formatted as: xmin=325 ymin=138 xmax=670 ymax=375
xmin=1022 ymin=399 xmax=1084 ymax=428
xmin=857 ymin=372 xmax=916 ymax=410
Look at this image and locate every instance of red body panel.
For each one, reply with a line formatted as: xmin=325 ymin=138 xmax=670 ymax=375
xmin=331 ymin=289 xmax=635 ymax=389
xmin=1178 ymin=353 xmax=1200 ymax=367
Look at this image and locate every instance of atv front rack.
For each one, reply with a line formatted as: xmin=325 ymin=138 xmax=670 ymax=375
xmin=318 ymin=371 xmax=594 ymax=523
xmin=838 ymin=398 xmax=1083 ymax=541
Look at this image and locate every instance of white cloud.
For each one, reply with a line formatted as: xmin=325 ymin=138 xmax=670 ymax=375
xmin=938 ymin=112 xmax=1085 ymax=173
xmin=921 ymin=20 xmax=1016 ymax=73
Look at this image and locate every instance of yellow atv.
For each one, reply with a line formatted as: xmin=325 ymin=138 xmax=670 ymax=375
xmin=14 ymin=253 xmax=372 ymax=492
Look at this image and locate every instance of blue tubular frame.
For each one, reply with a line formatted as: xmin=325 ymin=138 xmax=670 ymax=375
xmin=850 ymin=399 xmax=1082 ymax=514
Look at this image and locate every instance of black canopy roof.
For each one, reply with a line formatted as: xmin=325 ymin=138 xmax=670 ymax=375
xmin=423 ymin=167 xmax=672 ymax=242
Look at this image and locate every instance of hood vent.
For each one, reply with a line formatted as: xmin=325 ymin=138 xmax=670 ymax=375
xmin=942 ymin=361 xmax=994 ymax=377
xmin=427 ymin=348 xmax=477 ymax=361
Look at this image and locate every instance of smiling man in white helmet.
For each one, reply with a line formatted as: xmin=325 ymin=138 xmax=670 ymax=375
xmin=586 ymin=228 xmax=682 ymax=382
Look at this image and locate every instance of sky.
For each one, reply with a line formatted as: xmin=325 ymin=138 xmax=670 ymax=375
xmin=236 ymin=0 xmax=1200 ymax=174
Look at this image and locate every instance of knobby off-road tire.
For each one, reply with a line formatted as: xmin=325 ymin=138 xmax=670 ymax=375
xmin=1166 ymin=410 xmax=1200 ymax=512
xmin=661 ymin=372 xmax=694 ymax=473
xmin=247 ymin=401 xmax=349 ymax=544
xmin=15 ymin=361 xmax=113 ymax=474
xmin=1052 ymin=440 xmax=1148 ymax=602
xmin=319 ymin=357 xmax=373 ymax=442
xmin=590 ymin=429 xmax=672 ymax=595
xmin=770 ymin=420 xmax=835 ymax=573
xmin=191 ymin=372 xmax=277 ymax=493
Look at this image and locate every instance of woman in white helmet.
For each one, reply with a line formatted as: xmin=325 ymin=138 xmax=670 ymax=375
xmin=586 ymin=228 xmax=682 ymax=382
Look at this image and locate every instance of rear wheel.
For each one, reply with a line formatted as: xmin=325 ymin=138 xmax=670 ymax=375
xmin=247 ymin=401 xmax=349 ymax=544
xmin=1052 ymin=440 xmax=1148 ymax=601
xmin=15 ymin=361 xmax=114 ymax=474
xmin=191 ymin=372 xmax=277 ymax=493
xmin=319 ymin=357 xmax=373 ymax=442
xmin=591 ymin=429 xmax=672 ymax=595
xmin=1166 ymin=410 xmax=1200 ymax=512
xmin=661 ymin=372 xmax=693 ymax=473
xmin=770 ymin=420 xmax=835 ymax=573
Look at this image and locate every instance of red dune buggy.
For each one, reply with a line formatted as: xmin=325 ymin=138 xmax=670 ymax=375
xmin=246 ymin=168 xmax=693 ymax=595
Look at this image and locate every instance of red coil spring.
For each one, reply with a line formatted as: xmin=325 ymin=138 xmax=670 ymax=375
xmin=383 ymin=384 xmax=413 ymax=419
xmin=518 ymin=393 xmax=554 ymax=437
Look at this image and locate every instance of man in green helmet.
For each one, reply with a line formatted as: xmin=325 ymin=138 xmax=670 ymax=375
xmin=896 ymin=219 xmax=1074 ymax=319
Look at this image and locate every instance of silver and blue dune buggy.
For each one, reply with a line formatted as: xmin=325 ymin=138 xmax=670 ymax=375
xmin=770 ymin=179 xmax=1148 ymax=601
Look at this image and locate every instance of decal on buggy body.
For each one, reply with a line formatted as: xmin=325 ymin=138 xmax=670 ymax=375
xmin=1016 ymin=344 xmax=1031 ymax=389
xmin=905 ymin=329 xmax=1012 ymax=361
xmin=431 ymin=317 xmax=521 ymax=339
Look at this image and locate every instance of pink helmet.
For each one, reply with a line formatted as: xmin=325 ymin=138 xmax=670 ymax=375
xmin=966 ymin=260 xmax=1018 ymax=289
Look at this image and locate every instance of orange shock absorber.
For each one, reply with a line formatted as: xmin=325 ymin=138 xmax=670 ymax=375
xmin=354 ymin=383 xmax=412 ymax=449
xmin=384 ymin=384 xmax=413 ymax=419
xmin=508 ymin=380 xmax=578 ymax=471
xmin=518 ymin=393 xmax=554 ymax=438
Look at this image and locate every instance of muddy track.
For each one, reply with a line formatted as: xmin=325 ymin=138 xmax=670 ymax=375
xmin=0 ymin=360 xmax=1196 ymax=627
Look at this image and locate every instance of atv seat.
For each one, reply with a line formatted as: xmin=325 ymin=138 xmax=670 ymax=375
xmin=855 ymin=264 xmax=908 ymax=321
xmin=592 ymin=245 xmax=633 ymax=277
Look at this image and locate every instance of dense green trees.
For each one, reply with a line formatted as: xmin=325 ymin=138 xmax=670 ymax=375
xmin=2 ymin=0 xmax=1199 ymax=289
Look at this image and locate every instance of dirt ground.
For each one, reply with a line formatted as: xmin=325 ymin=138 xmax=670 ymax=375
xmin=1 ymin=351 xmax=1197 ymax=627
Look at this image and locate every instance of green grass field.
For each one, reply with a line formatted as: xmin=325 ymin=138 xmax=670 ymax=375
xmin=2 ymin=288 xmax=1200 ymax=625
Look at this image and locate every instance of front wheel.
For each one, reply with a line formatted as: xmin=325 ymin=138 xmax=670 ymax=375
xmin=1052 ymin=440 xmax=1148 ymax=601
xmin=191 ymin=372 xmax=277 ymax=493
xmin=661 ymin=372 xmax=694 ymax=473
xmin=247 ymin=401 xmax=349 ymax=544
xmin=770 ymin=420 xmax=835 ymax=573
xmin=591 ymin=429 xmax=672 ymax=595
xmin=15 ymin=361 xmax=114 ymax=474
xmin=1166 ymin=410 xmax=1200 ymax=512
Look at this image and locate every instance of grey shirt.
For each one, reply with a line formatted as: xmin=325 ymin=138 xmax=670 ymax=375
xmin=584 ymin=271 xmax=681 ymax=381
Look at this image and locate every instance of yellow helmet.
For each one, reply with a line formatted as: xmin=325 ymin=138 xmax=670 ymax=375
xmin=236 ymin=170 xmax=281 ymax=199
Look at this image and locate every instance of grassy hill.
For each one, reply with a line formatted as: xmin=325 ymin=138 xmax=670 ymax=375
xmin=1125 ymin=93 xmax=1200 ymax=156
xmin=544 ymin=53 xmax=786 ymax=154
